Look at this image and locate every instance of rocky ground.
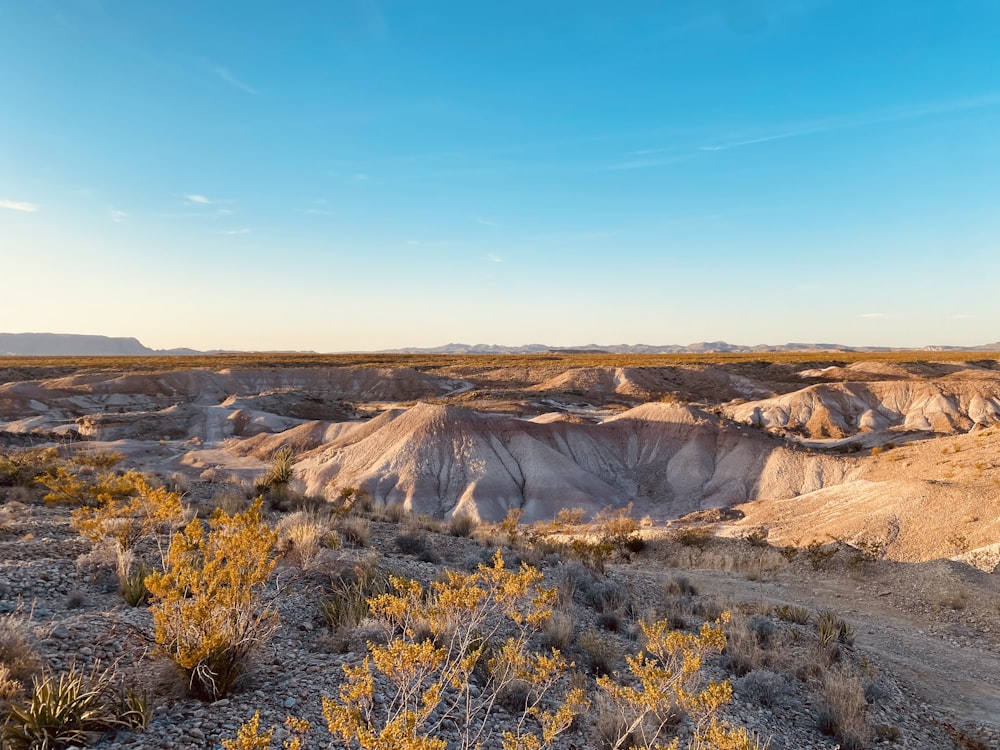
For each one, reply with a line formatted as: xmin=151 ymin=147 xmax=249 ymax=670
xmin=1 ymin=484 xmax=998 ymax=750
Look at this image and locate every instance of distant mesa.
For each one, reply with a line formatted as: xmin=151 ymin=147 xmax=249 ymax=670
xmin=0 ymin=332 xmax=203 ymax=356
xmin=3 ymin=332 xmax=999 ymax=357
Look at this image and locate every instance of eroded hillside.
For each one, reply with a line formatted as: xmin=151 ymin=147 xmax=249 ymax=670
xmin=1 ymin=353 xmax=998 ymax=566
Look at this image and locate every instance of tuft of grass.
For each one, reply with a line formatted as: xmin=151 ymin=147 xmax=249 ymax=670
xmin=578 ymin=629 xmax=619 ymax=677
xmin=447 ymin=512 xmax=477 ymax=538
xmin=276 ymin=509 xmax=332 ymax=570
xmin=0 ymin=616 xmax=42 ymax=702
xmin=338 ymin=516 xmax=371 ymax=547
xmin=817 ymin=670 xmax=870 ymax=750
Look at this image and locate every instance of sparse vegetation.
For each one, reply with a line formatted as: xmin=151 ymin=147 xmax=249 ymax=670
xmin=145 ymin=499 xmax=278 ymax=700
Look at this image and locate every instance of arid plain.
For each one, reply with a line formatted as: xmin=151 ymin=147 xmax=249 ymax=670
xmin=1 ymin=352 xmax=998 ymax=749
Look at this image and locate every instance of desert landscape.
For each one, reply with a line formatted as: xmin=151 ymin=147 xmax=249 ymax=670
xmin=1 ymin=351 xmax=999 ymax=749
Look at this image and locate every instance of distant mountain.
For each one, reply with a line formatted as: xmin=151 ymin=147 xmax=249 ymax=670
xmin=0 ymin=333 xmax=202 ymax=356
xmin=380 ymin=341 xmax=1000 ymax=355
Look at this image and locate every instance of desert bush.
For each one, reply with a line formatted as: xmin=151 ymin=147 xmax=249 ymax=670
xmin=37 ymin=465 xmax=140 ymax=508
xmin=338 ymin=516 xmax=371 ymax=547
xmin=70 ymin=471 xmax=184 ymax=554
xmin=223 ymin=712 xmax=312 ymax=750
xmin=2 ymin=663 xmax=148 ymax=749
xmin=817 ymin=670 xmax=870 ymax=750
xmin=395 ymin=531 xmax=429 ymax=556
xmin=321 ymin=552 xmax=588 ymax=750
xmin=145 ymin=499 xmax=278 ymax=700
xmin=595 ymin=504 xmax=644 ymax=559
xmin=804 ymin=541 xmax=837 ymax=570
xmin=263 ymin=447 xmax=296 ymax=488
xmin=734 ymin=669 xmax=793 ymax=708
xmin=0 ymin=448 xmax=61 ymax=489
xmin=672 ymin=526 xmax=712 ymax=550
xmin=598 ymin=613 xmax=767 ymax=750
xmin=212 ymin=489 xmax=250 ymax=516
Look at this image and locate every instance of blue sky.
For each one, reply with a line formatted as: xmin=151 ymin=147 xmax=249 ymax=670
xmin=2 ymin=0 xmax=999 ymax=351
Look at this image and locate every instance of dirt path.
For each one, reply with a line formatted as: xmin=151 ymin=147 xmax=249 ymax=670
xmin=681 ymin=568 xmax=1000 ymax=730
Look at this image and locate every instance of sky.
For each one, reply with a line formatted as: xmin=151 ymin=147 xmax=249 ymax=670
xmin=1 ymin=0 xmax=999 ymax=352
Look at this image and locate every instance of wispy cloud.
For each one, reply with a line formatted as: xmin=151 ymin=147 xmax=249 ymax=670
xmin=950 ymin=314 xmax=976 ymax=320
xmin=604 ymin=153 xmax=695 ymax=171
xmin=212 ymin=66 xmax=257 ymax=94
xmin=475 ymin=217 xmax=497 ymax=227
xmin=486 ymin=253 xmax=503 ymax=263
xmin=860 ymin=312 xmax=886 ymax=319
xmin=110 ymin=209 xmax=127 ymax=223
xmin=701 ymin=91 xmax=1000 ymax=152
xmin=0 ymin=199 xmax=40 ymax=213
xmin=352 ymin=173 xmax=369 ymax=182
xmin=222 ymin=228 xmax=252 ymax=235
xmin=185 ymin=194 xmax=213 ymax=205
xmin=701 ymin=130 xmax=811 ymax=152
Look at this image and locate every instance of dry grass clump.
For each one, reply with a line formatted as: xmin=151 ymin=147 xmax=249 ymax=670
xmin=276 ymin=509 xmax=334 ymax=570
xmin=447 ymin=511 xmax=477 ymax=537
xmin=0 ymin=616 xmax=42 ymax=703
xmin=541 ymin=611 xmax=575 ymax=651
xmin=579 ymin=629 xmax=619 ymax=676
xmin=817 ymin=670 xmax=870 ymax=750
xmin=337 ymin=516 xmax=371 ymax=547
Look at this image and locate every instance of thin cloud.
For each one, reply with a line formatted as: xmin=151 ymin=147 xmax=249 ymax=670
xmin=222 ymin=228 xmax=252 ymax=235
xmin=475 ymin=217 xmax=497 ymax=227
xmin=352 ymin=173 xmax=369 ymax=182
xmin=486 ymin=253 xmax=503 ymax=263
xmin=213 ymin=66 xmax=257 ymax=94
xmin=185 ymin=194 xmax=213 ymax=205
xmin=950 ymin=314 xmax=976 ymax=320
xmin=603 ymin=153 xmax=695 ymax=171
xmin=0 ymin=200 xmax=40 ymax=213
xmin=861 ymin=313 xmax=886 ymax=319
xmin=701 ymin=91 xmax=1000 ymax=152
xmin=110 ymin=209 xmax=127 ymax=223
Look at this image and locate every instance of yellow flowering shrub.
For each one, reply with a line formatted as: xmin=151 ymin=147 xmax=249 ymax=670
xmin=146 ymin=499 xmax=278 ymax=700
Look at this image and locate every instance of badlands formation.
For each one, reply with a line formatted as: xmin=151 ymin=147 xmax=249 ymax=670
xmin=1 ymin=353 xmax=999 ymax=567
xmin=2 ymin=352 xmax=1000 ymax=749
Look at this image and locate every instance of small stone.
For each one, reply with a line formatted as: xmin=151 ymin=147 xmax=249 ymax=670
xmin=283 ymin=697 xmax=296 ymax=709
xmin=51 ymin=624 xmax=70 ymax=639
